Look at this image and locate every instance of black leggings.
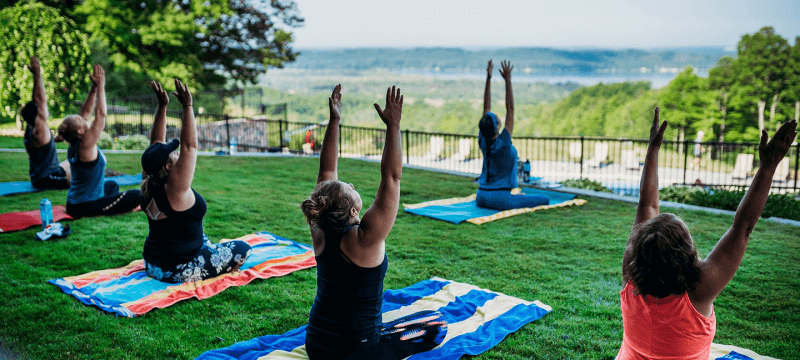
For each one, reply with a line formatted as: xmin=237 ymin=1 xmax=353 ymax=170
xmin=66 ymin=181 xmax=142 ymax=218
xmin=306 ymin=310 xmax=447 ymax=360
xmin=31 ymin=167 xmax=69 ymax=190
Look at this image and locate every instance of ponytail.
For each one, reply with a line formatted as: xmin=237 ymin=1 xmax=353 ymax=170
xmin=301 ymin=180 xmax=355 ymax=233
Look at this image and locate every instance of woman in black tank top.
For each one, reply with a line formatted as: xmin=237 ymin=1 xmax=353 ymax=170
xmin=139 ymin=80 xmax=251 ymax=283
xmin=301 ymin=85 xmax=447 ymax=359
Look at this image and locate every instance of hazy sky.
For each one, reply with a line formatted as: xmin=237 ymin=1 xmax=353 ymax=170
xmin=290 ymin=0 xmax=800 ymax=49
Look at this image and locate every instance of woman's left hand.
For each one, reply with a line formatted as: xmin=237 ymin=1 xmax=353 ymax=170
xmin=172 ymin=78 xmax=193 ymax=107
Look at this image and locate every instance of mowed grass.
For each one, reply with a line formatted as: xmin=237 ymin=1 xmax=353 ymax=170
xmin=0 ymin=150 xmax=798 ymax=360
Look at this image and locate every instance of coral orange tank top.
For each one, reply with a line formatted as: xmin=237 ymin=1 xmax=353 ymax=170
xmin=617 ymin=282 xmax=716 ymax=360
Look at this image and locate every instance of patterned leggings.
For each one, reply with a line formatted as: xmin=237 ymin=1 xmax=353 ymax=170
xmin=145 ymin=235 xmax=252 ymax=284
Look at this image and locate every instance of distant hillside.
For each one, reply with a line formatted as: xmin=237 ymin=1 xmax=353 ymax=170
xmin=289 ymin=47 xmax=735 ymax=74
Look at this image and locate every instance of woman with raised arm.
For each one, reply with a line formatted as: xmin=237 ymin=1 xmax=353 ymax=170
xmin=476 ymin=60 xmax=549 ymax=210
xmin=56 ymin=64 xmax=142 ymax=217
xmin=302 ymin=85 xmax=447 ymax=360
xmin=140 ymin=80 xmax=251 ymax=283
xmin=22 ymin=56 xmax=74 ymax=189
xmin=617 ymin=108 xmax=797 ymax=359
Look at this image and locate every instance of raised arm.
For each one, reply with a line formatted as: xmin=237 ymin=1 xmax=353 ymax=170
xmin=166 ymin=78 xmax=198 ymax=211
xmin=359 ymin=86 xmax=404 ymax=246
xmin=149 ymin=81 xmax=169 ymax=145
xmin=632 ymin=107 xmax=668 ymax=230
xmin=692 ymin=120 xmax=797 ymax=303
xmin=483 ymin=60 xmax=492 ymax=116
xmin=78 ymin=64 xmax=106 ymax=161
xmin=317 ymin=84 xmax=342 ymax=185
xmin=27 ymin=57 xmax=51 ymax=146
xmin=78 ymin=83 xmax=98 ymax=121
xmin=499 ymin=60 xmax=514 ymax=135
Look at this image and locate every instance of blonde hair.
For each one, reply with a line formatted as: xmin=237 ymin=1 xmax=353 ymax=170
xmin=301 ymin=180 xmax=355 ymax=233
xmin=140 ymin=166 xmax=170 ymax=200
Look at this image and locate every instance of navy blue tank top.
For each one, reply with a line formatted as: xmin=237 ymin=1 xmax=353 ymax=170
xmin=141 ymin=183 xmax=207 ymax=267
xmin=306 ymin=225 xmax=389 ymax=349
xmin=24 ymin=127 xmax=60 ymax=184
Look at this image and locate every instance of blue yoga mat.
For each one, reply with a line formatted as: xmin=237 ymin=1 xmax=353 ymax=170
xmin=404 ymin=188 xmax=577 ymax=224
xmin=197 ymin=277 xmax=552 ymax=360
xmin=0 ymin=174 xmax=143 ymax=197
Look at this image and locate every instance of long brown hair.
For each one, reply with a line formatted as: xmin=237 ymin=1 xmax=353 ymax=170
xmin=623 ymin=213 xmax=702 ymax=298
xmin=301 ymin=180 xmax=355 ymax=233
xmin=140 ymin=166 xmax=170 ymax=200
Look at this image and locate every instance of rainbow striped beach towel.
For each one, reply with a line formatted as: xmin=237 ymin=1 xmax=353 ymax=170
xmin=49 ymin=231 xmax=316 ymax=317
xmin=197 ymin=277 xmax=552 ymax=359
xmin=404 ymin=188 xmax=587 ymax=225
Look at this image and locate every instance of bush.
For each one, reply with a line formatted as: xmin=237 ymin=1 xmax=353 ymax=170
xmin=659 ymin=185 xmax=706 ymax=204
xmin=660 ymin=185 xmax=800 ymax=221
xmin=115 ymin=135 xmax=149 ymax=150
xmin=560 ymin=179 xmax=613 ymax=193
xmin=97 ymin=132 xmax=114 ymax=150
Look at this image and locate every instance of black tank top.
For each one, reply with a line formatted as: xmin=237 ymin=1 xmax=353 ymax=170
xmin=141 ymin=183 xmax=207 ymax=267
xmin=306 ymin=224 xmax=389 ymax=349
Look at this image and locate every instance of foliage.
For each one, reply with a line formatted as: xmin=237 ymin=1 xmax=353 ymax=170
xmin=0 ymin=0 xmax=91 ymax=118
xmin=660 ymin=185 xmax=800 ymax=221
xmin=113 ymin=134 xmax=149 ymax=150
xmin=97 ymin=131 xmax=113 ymax=150
xmin=1 ymin=152 xmax=798 ymax=359
xmin=560 ymin=178 xmax=612 ymax=193
xmin=659 ymin=185 xmax=708 ymax=204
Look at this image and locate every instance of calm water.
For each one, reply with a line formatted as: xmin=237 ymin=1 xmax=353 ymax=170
xmin=394 ymin=69 xmax=709 ymax=88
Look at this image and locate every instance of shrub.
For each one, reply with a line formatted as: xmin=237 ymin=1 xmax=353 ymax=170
xmin=660 ymin=186 xmax=800 ymax=221
xmin=560 ymin=179 xmax=613 ymax=193
xmin=659 ymin=185 xmax=706 ymax=204
xmin=115 ymin=135 xmax=149 ymax=150
xmin=97 ymin=132 xmax=114 ymax=150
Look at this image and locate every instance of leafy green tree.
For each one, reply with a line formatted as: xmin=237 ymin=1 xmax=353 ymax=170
xmin=708 ymin=56 xmax=735 ymax=142
xmin=783 ymin=37 xmax=800 ymax=122
xmin=658 ymin=66 xmax=707 ymax=142
xmin=0 ymin=0 xmax=91 ymax=118
xmin=732 ymin=27 xmax=791 ymax=133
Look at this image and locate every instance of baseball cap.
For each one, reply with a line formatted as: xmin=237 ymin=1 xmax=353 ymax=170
xmin=141 ymin=139 xmax=180 ymax=175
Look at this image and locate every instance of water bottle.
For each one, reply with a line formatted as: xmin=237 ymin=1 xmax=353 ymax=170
xmin=40 ymin=198 xmax=53 ymax=230
xmin=230 ymin=137 xmax=238 ymax=155
xmin=523 ymin=160 xmax=531 ymax=183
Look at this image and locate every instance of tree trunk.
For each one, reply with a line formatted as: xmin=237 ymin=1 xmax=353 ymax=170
xmin=758 ymin=100 xmax=766 ymax=133
xmin=795 ymin=100 xmax=799 ymax=121
xmin=769 ymin=93 xmax=780 ymax=131
xmin=719 ymin=92 xmax=727 ymax=143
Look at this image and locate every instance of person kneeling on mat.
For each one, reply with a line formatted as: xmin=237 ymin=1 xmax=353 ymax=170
xmin=141 ymin=80 xmax=251 ymax=283
xmin=476 ymin=60 xmax=548 ymax=211
xmin=22 ymin=57 xmax=71 ymax=190
xmin=55 ymin=64 xmax=141 ymax=217
xmin=302 ymin=85 xmax=447 ymax=360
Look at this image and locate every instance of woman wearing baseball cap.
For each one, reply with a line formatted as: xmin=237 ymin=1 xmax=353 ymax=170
xmin=476 ymin=60 xmax=548 ymax=211
xmin=139 ymin=79 xmax=251 ymax=283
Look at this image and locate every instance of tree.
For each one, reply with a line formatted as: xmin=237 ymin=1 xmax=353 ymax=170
xmin=659 ymin=66 xmax=707 ymax=143
xmin=784 ymin=37 xmax=800 ymax=122
xmin=733 ymin=27 xmax=791 ymax=133
xmin=71 ymin=0 xmax=303 ymax=91
xmin=0 ymin=0 xmax=92 ymax=118
xmin=708 ymin=56 xmax=735 ymax=143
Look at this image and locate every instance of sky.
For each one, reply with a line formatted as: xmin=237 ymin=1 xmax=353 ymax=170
xmin=289 ymin=0 xmax=800 ymax=49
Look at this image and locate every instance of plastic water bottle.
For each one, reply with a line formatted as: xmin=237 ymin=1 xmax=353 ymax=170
xmin=523 ymin=160 xmax=531 ymax=183
xmin=40 ymin=198 xmax=53 ymax=230
xmin=230 ymin=137 xmax=238 ymax=155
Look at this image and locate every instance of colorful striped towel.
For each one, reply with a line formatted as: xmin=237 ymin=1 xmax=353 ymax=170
xmin=49 ymin=231 xmax=316 ymax=317
xmin=0 ymin=173 xmax=143 ymax=197
xmin=404 ymin=188 xmax=587 ymax=225
xmin=710 ymin=343 xmax=781 ymax=360
xmin=197 ymin=277 xmax=552 ymax=359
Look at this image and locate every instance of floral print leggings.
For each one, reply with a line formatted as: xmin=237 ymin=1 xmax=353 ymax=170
xmin=145 ymin=235 xmax=252 ymax=283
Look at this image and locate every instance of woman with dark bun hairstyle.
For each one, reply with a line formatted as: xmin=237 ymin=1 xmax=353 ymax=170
xmin=301 ymin=85 xmax=447 ymax=360
xmin=617 ymin=108 xmax=797 ymax=359
xmin=476 ymin=60 xmax=548 ymax=210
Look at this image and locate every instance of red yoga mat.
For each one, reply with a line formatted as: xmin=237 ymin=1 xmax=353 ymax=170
xmin=0 ymin=205 xmax=73 ymax=233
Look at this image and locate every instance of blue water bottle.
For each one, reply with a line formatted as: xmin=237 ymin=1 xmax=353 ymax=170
xmin=523 ymin=160 xmax=531 ymax=183
xmin=40 ymin=198 xmax=53 ymax=230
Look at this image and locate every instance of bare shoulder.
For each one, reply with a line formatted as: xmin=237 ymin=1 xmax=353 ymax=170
xmin=688 ymin=260 xmax=715 ymax=318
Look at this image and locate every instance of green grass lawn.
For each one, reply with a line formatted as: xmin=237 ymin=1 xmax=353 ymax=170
xmin=0 ymin=151 xmax=798 ymax=360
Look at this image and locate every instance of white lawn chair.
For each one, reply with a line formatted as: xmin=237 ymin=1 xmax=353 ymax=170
xmin=423 ymin=136 xmax=444 ymax=160
xmin=621 ymin=150 xmax=641 ymax=170
xmin=773 ymin=158 xmax=791 ymax=183
xmin=731 ymin=154 xmax=754 ymax=180
xmin=585 ymin=142 xmax=609 ymax=167
xmin=448 ymin=138 xmax=472 ymax=162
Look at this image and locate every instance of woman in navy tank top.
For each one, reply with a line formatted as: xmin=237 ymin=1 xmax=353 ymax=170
xmin=301 ymin=85 xmax=447 ymax=359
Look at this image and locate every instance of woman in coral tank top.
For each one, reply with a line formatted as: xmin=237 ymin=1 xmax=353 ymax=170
xmin=618 ymin=108 xmax=797 ymax=360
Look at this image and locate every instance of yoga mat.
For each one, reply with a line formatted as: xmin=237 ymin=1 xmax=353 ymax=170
xmin=0 ymin=205 xmax=72 ymax=233
xmin=0 ymin=173 xmax=142 ymax=197
xmin=49 ymin=231 xmax=316 ymax=317
xmin=404 ymin=188 xmax=587 ymax=225
xmin=710 ymin=343 xmax=781 ymax=360
xmin=197 ymin=277 xmax=552 ymax=360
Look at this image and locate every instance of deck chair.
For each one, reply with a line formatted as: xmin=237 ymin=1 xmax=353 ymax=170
xmin=621 ymin=150 xmax=640 ymax=170
xmin=585 ymin=142 xmax=609 ymax=167
xmin=731 ymin=154 xmax=754 ymax=180
xmin=449 ymin=138 xmax=472 ymax=162
xmin=423 ymin=136 xmax=445 ymax=160
xmin=773 ymin=158 xmax=791 ymax=183
xmin=569 ymin=142 xmax=582 ymax=161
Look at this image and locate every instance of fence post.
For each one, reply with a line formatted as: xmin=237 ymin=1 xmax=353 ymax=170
xmin=225 ymin=114 xmax=231 ymax=149
xmin=405 ymin=130 xmax=410 ymax=164
xmin=279 ymin=120 xmax=284 ymax=149
xmin=139 ymin=109 xmax=144 ymax=135
xmin=794 ymin=143 xmax=799 ymax=191
xmin=579 ymin=136 xmax=584 ymax=179
xmin=241 ymin=89 xmax=246 ymax=118
xmin=683 ymin=140 xmax=689 ymax=185
xmin=338 ymin=124 xmax=342 ymax=158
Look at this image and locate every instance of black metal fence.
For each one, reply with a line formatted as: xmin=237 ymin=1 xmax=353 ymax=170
xmin=102 ymin=94 xmax=799 ymax=196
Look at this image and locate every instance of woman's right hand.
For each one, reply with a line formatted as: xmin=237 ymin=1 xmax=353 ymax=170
xmin=374 ymin=86 xmax=403 ymax=127
xmin=648 ymin=107 xmax=667 ymax=149
xmin=486 ymin=60 xmax=493 ymax=77
xmin=172 ymin=78 xmax=193 ymax=107
xmin=150 ymin=81 xmax=169 ymax=106
xmin=759 ymin=120 xmax=798 ymax=169
xmin=89 ymin=64 xmax=105 ymax=88
xmin=329 ymin=84 xmax=342 ymax=121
